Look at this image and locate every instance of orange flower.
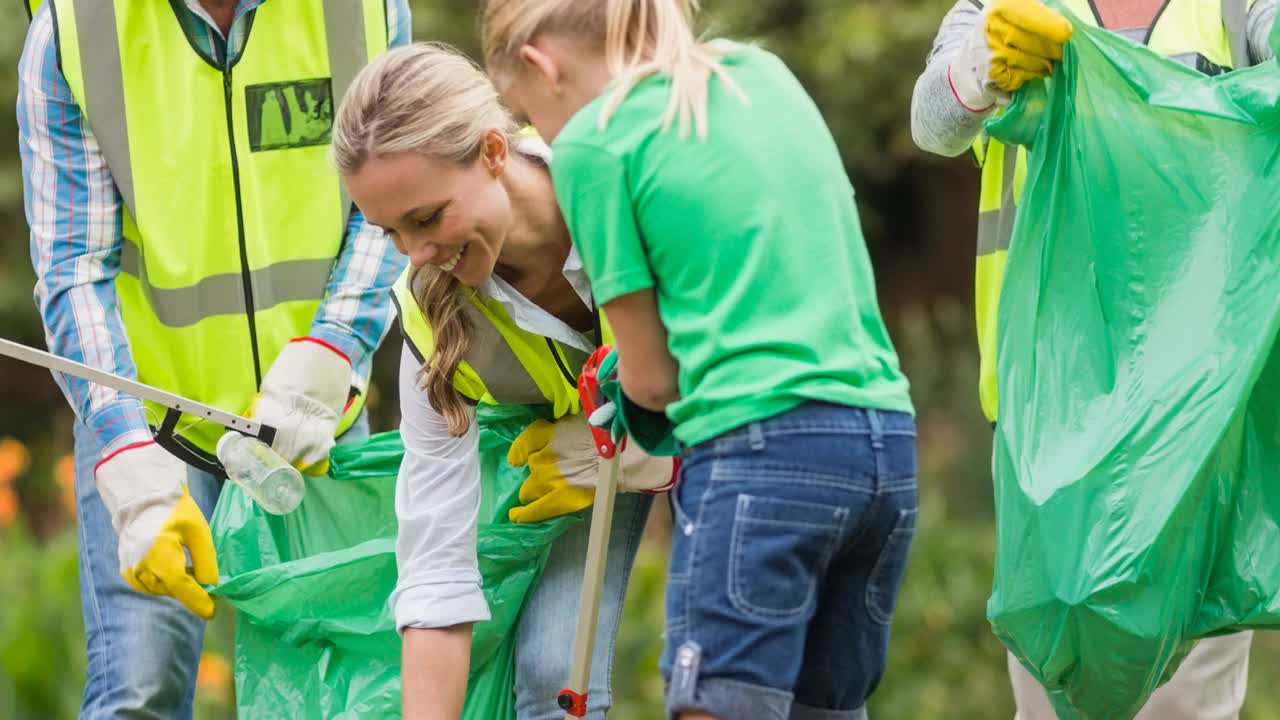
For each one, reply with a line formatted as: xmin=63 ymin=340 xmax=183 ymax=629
xmin=0 ymin=438 xmax=31 ymax=487
xmin=55 ymin=454 xmax=77 ymax=518
xmin=196 ymin=652 xmax=232 ymax=696
xmin=0 ymin=487 xmax=18 ymax=527
xmin=55 ymin=454 xmax=75 ymax=488
xmin=62 ymin=488 xmax=77 ymax=520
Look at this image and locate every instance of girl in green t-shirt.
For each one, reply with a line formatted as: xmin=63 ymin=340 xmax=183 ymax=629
xmin=481 ymin=2 xmax=919 ymax=719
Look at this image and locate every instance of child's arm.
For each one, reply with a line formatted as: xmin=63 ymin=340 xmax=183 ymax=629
xmin=548 ymin=144 xmax=676 ymax=408
xmin=402 ymin=625 xmax=473 ymax=720
xmin=602 ymin=289 xmax=679 ymax=411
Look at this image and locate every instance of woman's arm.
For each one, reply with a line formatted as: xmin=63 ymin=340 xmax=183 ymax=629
xmin=602 ymin=289 xmax=679 ymax=412
xmin=402 ymin=625 xmax=473 ymax=720
xmin=391 ymin=343 xmax=490 ymax=716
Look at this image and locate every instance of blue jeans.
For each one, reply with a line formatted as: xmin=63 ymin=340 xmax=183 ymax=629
xmin=73 ymin=414 xmax=369 ymax=719
xmin=514 ymin=491 xmax=653 ymax=720
xmin=663 ymin=403 xmax=918 ymax=720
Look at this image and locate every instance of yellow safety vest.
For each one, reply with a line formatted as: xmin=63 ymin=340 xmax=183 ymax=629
xmin=391 ymin=268 xmax=614 ymax=420
xmin=45 ymin=0 xmax=388 ymax=457
xmin=973 ymin=0 xmax=1250 ymax=422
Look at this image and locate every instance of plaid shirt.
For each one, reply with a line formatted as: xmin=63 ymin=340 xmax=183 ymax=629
xmin=17 ymin=0 xmax=411 ymax=455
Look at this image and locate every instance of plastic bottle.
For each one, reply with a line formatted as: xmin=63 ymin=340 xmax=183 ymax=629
xmin=215 ymin=432 xmax=305 ymax=515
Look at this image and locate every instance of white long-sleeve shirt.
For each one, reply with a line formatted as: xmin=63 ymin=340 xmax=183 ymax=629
xmin=390 ymin=234 xmax=598 ymax=632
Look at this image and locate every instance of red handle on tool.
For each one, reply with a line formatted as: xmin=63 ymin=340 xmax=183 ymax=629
xmin=580 ymin=345 xmax=623 ymax=460
xmin=558 ymin=688 xmax=588 ymax=717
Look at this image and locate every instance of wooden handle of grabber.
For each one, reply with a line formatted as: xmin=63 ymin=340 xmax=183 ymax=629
xmin=558 ymin=451 xmax=622 ymax=718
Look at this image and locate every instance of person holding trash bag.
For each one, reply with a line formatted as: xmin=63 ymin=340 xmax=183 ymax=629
xmin=16 ymin=0 xmax=409 ymax=717
xmin=475 ymin=1 xmax=920 ymax=719
xmin=910 ymin=0 xmax=1276 ymax=717
xmin=331 ymin=43 xmax=676 ymax=720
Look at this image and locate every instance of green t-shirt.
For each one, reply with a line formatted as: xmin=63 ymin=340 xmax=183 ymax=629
xmin=550 ymin=45 xmax=913 ymax=446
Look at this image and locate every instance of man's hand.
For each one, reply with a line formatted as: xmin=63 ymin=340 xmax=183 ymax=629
xmin=250 ymin=337 xmax=352 ymax=475
xmin=950 ymin=0 xmax=1074 ymax=110
xmin=96 ymin=442 xmax=219 ymax=619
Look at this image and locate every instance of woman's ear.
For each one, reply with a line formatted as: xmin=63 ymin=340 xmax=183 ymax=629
xmin=518 ymin=42 xmax=562 ymax=93
xmin=480 ymin=128 xmax=509 ymax=177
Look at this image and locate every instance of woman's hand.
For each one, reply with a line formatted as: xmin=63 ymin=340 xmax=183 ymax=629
xmin=506 ymin=415 xmax=598 ymax=523
xmin=402 ymin=624 xmax=473 ymax=720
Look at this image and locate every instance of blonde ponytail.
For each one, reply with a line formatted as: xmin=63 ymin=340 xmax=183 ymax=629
xmin=410 ymin=266 xmax=474 ymax=436
xmin=481 ymin=0 xmax=746 ymax=139
xmin=333 ymin=43 xmax=519 ymax=435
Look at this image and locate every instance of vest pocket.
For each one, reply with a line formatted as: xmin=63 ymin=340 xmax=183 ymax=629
xmin=245 ymin=78 xmax=334 ymax=152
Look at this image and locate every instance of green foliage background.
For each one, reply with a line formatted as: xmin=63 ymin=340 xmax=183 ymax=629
xmin=0 ymin=2 xmax=1276 ymax=718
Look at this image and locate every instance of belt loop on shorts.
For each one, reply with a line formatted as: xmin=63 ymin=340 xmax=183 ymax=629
xmin=748 ymin=421 xmax=765 ymax=451
xmin=867 ymin=409 xmax=884 ymax=451
xmin=669 ymin=640 xmax=703 ymax=709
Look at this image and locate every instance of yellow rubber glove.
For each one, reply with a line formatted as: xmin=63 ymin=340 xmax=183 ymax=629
xmin=507 ymin=414 xmax=679 ymax=523
xmin=122 ymin=489 xmax=220 ymax=620
xmin=96 ymin=442 xmax=219 ymax=619
xmin=986 ymin=0 xmax=1074 ymax=92
xmin=950 ymin=0 xmax=1074 ymax=111
xmin=507 ymin=417 xmax=596 ymax=524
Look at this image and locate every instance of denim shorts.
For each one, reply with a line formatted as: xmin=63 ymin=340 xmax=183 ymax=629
xmin=662 ymin=402 xmax=918 ymax=720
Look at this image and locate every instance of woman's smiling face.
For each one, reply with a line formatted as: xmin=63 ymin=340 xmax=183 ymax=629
xmin=345 ymin=133 xmax=513 ymax=288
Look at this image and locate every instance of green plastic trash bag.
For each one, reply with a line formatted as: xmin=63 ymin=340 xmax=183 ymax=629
xmin=986 ymin=10 xmax=1280 ymax=720
xmin=209 ymin=405 xmax=578 ymax=719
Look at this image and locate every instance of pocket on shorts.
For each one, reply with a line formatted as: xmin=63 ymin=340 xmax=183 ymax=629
xmin=866 ymin=507 xmax=917 ymax=625
xmin=728 ymin=494 xmax=847 ymax=621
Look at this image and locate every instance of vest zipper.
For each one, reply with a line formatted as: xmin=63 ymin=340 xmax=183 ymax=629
xmin=224 ymin=68 xmax=263 ymax=386
xmin=545 ymin=338 xmax=579 ymax=388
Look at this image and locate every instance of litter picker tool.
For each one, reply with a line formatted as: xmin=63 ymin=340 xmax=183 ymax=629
xmin=557 ymin=346 xmax=625 ymax=718
xmin=0 ymin=337 xmax=301 ymax=512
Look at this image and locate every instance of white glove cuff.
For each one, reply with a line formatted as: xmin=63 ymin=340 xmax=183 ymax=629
xmin=260 ymin=337 xmax=353 ymax=414
xmin=94 ymin=441 xmax=187 ymax=532
xmin=949 ymin=10 xmax=1009 ymax=113
xmin=619 ymin=441 xmax=677 ymax=493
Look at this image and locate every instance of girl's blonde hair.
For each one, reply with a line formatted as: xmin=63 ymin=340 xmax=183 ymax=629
xmin=332 ymin=43 xmax=520 ymax=435
xmin=481 ymin=0 xmax=745 ymax=139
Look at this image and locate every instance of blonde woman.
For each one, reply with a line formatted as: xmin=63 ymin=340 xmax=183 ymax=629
xmin=480 ymin=1 xmax=918 ymax=719
xmin=331 ymin=44 xmax=673 ymax=720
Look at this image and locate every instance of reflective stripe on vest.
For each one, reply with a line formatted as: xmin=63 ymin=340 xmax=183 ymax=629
xmin=119 ymin=244 xmax=338 ymax=328
xmin=51 ymin=0 xmax=388 ymax=455
xmin=975 ymin=142 xmax=1024 ymax=422
xmin=972 ymin=0 xmax=1246 ymax=423
xmin=392 ymin=268 xmax=609 ymax=419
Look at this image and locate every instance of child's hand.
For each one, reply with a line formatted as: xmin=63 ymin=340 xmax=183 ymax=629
xmin=586 ymin=346 xmax=681 ymax=459
xmin=585 ymin=347 xmax=625 ymax=443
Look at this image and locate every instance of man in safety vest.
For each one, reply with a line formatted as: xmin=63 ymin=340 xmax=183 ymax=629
xmin=910 ymin=0 xmax=1275 ymax=717
xmin=17 ymin=0 xmax=409 ymax=716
